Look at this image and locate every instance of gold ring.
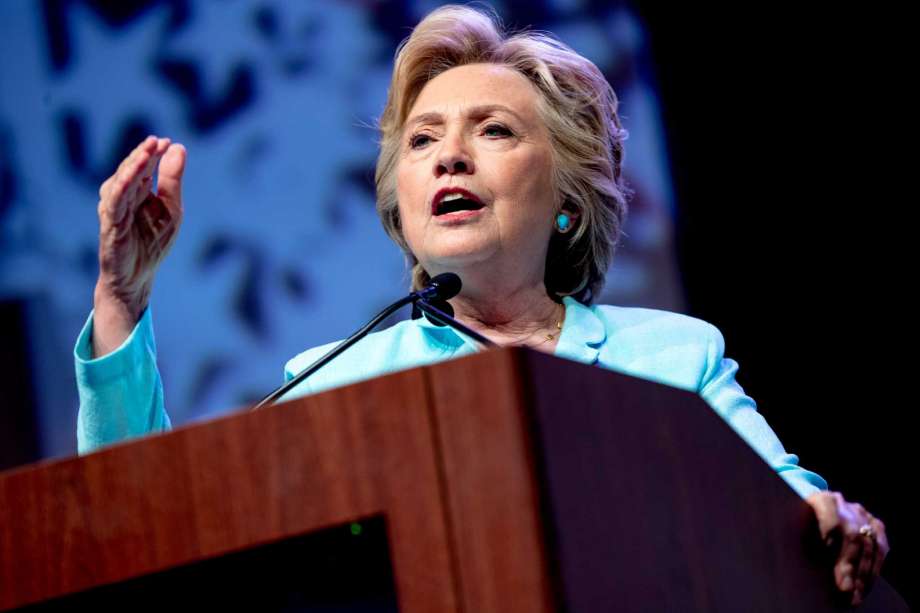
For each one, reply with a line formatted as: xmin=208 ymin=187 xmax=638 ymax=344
xmin=859 ymin=524 xmax=875 ymax=540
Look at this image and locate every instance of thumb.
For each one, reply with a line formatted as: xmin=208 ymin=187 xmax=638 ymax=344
xmin=156 ymin=143 xmax=186 ymax=210
xmin=808 ymin=491 xmax=843 ymax=543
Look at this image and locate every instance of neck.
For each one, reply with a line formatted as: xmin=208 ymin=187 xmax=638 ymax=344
xmin=440 ymin=270 xmax=562 ymax=345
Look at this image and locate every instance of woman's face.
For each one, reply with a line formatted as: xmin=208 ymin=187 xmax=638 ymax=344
xmin=396 ymin=63 xmax=557 ymax=287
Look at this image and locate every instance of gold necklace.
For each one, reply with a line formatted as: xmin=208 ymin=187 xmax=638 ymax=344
xmin=534 ymin=318 xmax=563 ymax=346
xmin=516 ymin=305 xmax=564 ymax=348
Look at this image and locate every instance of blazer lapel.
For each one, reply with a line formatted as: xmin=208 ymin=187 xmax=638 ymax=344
xmin=554 ymin=297 xmax=606 ymax=365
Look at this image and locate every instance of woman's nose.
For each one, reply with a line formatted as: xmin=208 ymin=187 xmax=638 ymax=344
xmin=435 ymin=133 xmax=474 ymax=176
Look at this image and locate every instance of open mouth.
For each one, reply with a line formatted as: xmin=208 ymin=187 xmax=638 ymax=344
xmin=435 ymin=196 xmax=485 ymax=216
xmin=432 ymin=188 xmax=485 ymax=216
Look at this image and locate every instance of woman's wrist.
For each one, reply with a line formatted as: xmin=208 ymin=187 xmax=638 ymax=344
xmin=91 ymin=280 xmax=147 ymax=358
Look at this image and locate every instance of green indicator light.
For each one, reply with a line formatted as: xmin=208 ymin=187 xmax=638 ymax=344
xmin=350 ymin=522 xmax=363 ymax=536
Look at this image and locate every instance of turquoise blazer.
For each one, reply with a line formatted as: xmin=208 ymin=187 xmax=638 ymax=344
xmin=74 ymin=296 xmax=828 ymax=498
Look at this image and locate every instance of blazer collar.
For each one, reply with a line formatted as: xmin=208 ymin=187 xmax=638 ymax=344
xmin=413 ymin=295 xmax=607 ymax=362
xmin=413 ymin=309 xmax=468 ymax=349
xmin=554 ymin=296 xmax=606 ymax=365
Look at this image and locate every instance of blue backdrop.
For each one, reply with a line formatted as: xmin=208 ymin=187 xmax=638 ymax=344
xmin=0 ymin=0 xmax=680 ymax=460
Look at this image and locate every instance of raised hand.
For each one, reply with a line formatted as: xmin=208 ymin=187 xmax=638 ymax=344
xmin=92 ymin=136 xmax=186 ymax=357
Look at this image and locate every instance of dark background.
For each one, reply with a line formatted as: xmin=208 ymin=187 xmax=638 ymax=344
xmin=1 ymin=1 xmax=910 ymax=607
xmin=638 ymin=3 xmax=910 ymax=607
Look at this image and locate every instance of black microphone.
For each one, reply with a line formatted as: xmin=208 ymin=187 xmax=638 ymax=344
xmin=411 ymin=273 xmax=460 ymax=326
xmin=251 ymin=273 xmax=468 ymax=411
xmin=412 ymin=272 xmax=461 ymax=302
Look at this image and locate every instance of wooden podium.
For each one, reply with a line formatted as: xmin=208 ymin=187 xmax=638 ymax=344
xmin=0 ymin=348 xmax=908 ymax=611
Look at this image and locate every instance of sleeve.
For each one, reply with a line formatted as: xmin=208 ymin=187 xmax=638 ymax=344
xmin=698 ymin=323 xmax=828 ymax=499
xmin=74 ymin=307 xmax=171 ymax=454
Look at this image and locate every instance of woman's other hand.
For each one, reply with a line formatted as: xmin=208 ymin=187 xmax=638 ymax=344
xmin=806 ymin=491 xmax=889 ymax=607
xmin=92 ymin=135 xmax=186 ymax=357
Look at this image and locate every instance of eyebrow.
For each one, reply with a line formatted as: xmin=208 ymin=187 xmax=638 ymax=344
xmin=404 ymin=104 xmax=527 ymax=130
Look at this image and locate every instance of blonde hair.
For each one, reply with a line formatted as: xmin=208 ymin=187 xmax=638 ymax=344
xmin=375 ymin=3 xmax=629 ymax=304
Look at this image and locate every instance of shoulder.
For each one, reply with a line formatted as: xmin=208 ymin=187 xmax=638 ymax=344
xmin=283 ymin=318 xmax=418 ymax=380
xmin=590 ymin=302 xmax=722 ymax=348
xmin=281 ymin=316 xmax=459 ymax=398
xmin=573 ymin=300 xmax=725 ymax=392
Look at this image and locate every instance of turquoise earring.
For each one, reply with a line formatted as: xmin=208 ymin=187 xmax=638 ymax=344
xmin=555 ymin=212 xmax=573 ymax=233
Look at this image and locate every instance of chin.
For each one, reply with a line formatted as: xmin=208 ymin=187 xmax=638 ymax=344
xmin=423 ymin=241 xmax=496 ymax=269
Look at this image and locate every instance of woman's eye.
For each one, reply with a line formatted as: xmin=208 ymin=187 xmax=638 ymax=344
xmin=409 ymin=134 xmax=432 ymax=149
xmin=483 ymin=124 xmax=512 ymax=137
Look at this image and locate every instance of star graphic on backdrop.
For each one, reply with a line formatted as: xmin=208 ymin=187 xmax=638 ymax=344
xmin=48 ymin=2 xmax=184 ymax=173
xmin=170 ymin=1 xmax=383 ymax=254
xmin=161 ymin=0 xmax=271 ymax=101
xmin=257 ymin=1 xmax=387 ymax=79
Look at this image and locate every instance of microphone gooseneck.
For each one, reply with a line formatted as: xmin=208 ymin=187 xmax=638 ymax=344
xmin=411 ymin=274 xmax=495 ymax=345
xmin=413 ymin=298 xmax=496 ymax=346
xmin=251 ymin=272 xmax=492 ymax=411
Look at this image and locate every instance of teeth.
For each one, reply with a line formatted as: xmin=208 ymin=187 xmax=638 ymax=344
xmin=441 ymin=193 xmax=466 ymax=202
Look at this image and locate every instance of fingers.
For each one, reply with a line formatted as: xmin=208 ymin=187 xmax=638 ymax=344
xmin=139 ymin=143 xmax=185 ymax=256
xmin=101 ymin=136 xmax=156 ymax=198
xmin=99 ymin=136 xmax=168 ymax=202
xmin=99 ymin=136 xmax=155 ymax=218
xmin=834 ymin=522 xmax=862 ymax=593
xmin=103 ymin=151 xmax=153 ymax=231
xmin=853 ymin=524 xmax=877 ymax=605
xmin=869 ymin=516 xmax=889 ymax=589
xmin=132 ymin=137 xmax=171 ymax=202
xmin=100 ymin=137 xmax=173 ymax=231
xmin=155 ymin=143 xmax=186 ymax=214
xmin=123 ymin=138 xmax=170 ymax=212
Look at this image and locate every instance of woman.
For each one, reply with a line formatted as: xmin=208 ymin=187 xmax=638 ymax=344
xmin=75 ymin=4 xmax=888 ymax=606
